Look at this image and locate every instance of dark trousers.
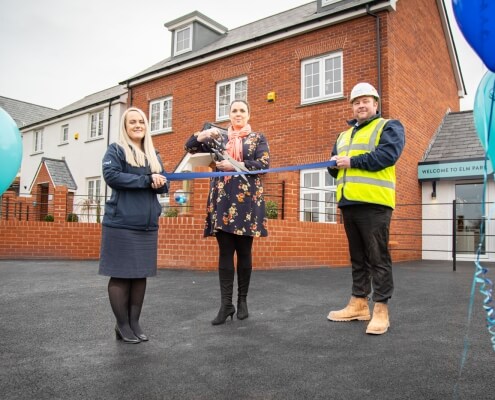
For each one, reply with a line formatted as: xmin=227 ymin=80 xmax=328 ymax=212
xmin=341 ymin=204 xmax=393 ymax=302
xmin=215 ymin=230 xmax=254 ymax=304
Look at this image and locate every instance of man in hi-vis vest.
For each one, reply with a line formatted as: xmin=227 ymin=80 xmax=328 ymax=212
xmin=327 ymin=82 xmax=405 ymax=335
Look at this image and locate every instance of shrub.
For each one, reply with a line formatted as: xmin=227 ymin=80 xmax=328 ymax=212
xmin=163 ymin=207 xmax=179 ymax=217
xmin=266 ymin=200 xmax=278 ymax=219
xmin=44 ymin=214 xmax=54 ymax=222
xmin=66 ymin=213 xmax=79 ymax=222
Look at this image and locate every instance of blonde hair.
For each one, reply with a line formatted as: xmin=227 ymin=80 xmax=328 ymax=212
xmin=118 ymin=107 xmax=162 ymax=173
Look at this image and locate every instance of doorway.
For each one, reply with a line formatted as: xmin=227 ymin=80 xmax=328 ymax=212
xmin=455 ymin=183 xmax=485 ymax=255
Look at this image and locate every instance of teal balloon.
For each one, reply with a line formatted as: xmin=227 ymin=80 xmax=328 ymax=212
xmin=474 ymin=71 xmax=495 ymax=168
xmin=0 ymin=107 xmax=22 ymax=196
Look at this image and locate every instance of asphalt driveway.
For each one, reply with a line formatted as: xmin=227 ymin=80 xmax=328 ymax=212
xmin=0 ymin=259 xmax=493 ymax=400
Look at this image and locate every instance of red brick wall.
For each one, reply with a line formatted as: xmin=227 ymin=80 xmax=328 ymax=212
xmin=0 ymin=178 xmax=405 ymax=269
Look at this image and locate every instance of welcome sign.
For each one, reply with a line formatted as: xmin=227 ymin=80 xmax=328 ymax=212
xmin=418 ymin=159 xmax=493 ymax=181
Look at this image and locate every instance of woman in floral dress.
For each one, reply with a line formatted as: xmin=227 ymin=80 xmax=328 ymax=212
xmin=184 ymin=99 xmax=270 ymax=325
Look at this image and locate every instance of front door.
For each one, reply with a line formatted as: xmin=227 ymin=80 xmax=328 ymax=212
xmin=455 ymin=183 xmax=484 ymax=255
xmin=37 ymin=184 xmax=49 ymax=221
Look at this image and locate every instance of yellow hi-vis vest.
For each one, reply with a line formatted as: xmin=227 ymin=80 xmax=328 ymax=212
xmin=336 ymin=118 xmax=396 ymax=209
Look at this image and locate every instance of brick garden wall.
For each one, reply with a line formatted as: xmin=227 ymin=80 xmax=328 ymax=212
xmin=0 ymin=181 xmax=358 ymax=269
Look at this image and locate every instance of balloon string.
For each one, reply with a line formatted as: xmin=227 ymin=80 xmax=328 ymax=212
xmin=454 ymin=91 xmax=495 ymax=399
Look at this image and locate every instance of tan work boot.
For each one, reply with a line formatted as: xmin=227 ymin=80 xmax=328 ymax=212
xmin=327 ymin=296 xmax=371 ymax=321
xmin=366 ymin=302 xmax=390 ymax=335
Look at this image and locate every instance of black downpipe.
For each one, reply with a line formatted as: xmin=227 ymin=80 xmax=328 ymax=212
xmin=104 ymin=99 xmax=113 ymax=202
xmin=366 ymin=5 xmax=382 ymax=112
xmin=453 ymin=199 xmax=457 ymax=271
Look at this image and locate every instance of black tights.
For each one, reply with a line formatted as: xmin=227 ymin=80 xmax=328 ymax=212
xmin=216 ymin=230 xmax=253 ymax=271
xmin=108 ymin=277 xmax=147 ymax=337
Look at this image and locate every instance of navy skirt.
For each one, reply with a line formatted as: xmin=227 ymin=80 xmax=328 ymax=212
xmin=99 ymin=225 xmax=158 ymax=278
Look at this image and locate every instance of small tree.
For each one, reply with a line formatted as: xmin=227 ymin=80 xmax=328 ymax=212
xmin=163 ymin=207 xmax=179 ymax=217
xmin=266 ymin=200 xmax=278 ymax=219
xmin=66 ymin=213 xmax=79 ymax=222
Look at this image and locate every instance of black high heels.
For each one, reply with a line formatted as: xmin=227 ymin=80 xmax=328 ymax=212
xmin=211 ymin=304 xmax=236 ymax=325
xmin=134 ymin=332 xmax=149 ymax=342
xmin=115 ymin=325 xmax=141 ymax=344
xmin=237 ymin=300 xmax=249 ymax=320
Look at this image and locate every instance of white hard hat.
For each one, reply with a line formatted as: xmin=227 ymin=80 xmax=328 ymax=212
xmin=349 ymin=82 xmax=379 ymax=103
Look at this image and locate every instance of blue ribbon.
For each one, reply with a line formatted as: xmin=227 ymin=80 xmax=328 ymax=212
xmin=162 ymin=160 xmax=337 ymax=181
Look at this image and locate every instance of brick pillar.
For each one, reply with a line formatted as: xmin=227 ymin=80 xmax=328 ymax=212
xmin=53 ymin=186 xmax=68 ymax=222
xmin=1 ymin=191 xmax=14 ymax=221
xmin=191 ymin=166 xmax=210 ymax=219
xmin=282 ymin=181 xmax=299 ymax=221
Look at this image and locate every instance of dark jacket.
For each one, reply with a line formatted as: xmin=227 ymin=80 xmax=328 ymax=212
xmin=328 ymin=114 xmax=405 ymax=207
xmin=102 ymin=143 xmax=168 ymax=231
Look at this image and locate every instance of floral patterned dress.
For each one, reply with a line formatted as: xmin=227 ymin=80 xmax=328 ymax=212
xmin=184 ymin=130 xmax=270 ymax=237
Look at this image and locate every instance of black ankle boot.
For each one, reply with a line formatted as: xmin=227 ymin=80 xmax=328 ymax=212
xmin=211 ymin=304 xmax=236 ymax=325
xmin=237 ymin=299 xmax=249 ymax=320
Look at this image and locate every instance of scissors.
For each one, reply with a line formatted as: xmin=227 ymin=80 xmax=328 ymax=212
xmin=201 ymin=123 xmax=251 ymax=186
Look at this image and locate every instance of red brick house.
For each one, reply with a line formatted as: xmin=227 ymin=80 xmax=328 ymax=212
xmin=122 ymin=0 xmax=463 ymax=263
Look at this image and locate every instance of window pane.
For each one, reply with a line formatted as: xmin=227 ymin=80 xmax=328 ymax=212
xmin=325 ymin=171 xmax=335 ymax=187
xmin=88 ymin=181 xmax=94 ymax=200
xmin=61 ymin=125 xmax=68 ymax=142
xmin=218 ymin=84 xmax=231 ymax=118
xmin=234 ymin=80 xmax=247 ymax=101
xmin=95 ymin=180 xmax=101 ymax=198
xmin=150 ymin=103 xmax=160 ymax=131
xmin=90 ymin=114 xmax=97 ymax=137
xmin=325 ymin=56 xmax=342 ymax=96
xmin=304 ymin=62 xmax=319 ymax=99
xmin=177 ymin=28 xmax=190 ymax=52
xmin=303 ymin=193 xmax=319 ymax=222
xmin=325 ymin=191 xmax=336 ymax=222
xmin=98 ymin=112 xmax=104 ymax=136
xmin=162 ymin=99 xmax=172 ymax=129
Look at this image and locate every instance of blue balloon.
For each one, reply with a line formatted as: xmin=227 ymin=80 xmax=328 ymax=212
xmin=174 ymin=190 xmax=188 ymax=205
xmin=452 ymin=0 xmax=495 ymax=72
xmin=473 ymin=71 xmax=495 ymax=168
xmin=0 ymin=107 xmax=22 ymax=196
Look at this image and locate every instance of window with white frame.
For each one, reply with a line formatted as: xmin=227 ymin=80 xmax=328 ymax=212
xmin=87 ymin=178 xmax=101 ymax=202
xmin=300 ymin=169 xmax=337 ymax=222
xmin=78 ymin=178 xmax=102 ymax=222
xmin=216 ymin=77 xmax=248 ymax=120
xmin=150 ymin=97 xmax=173 ymax=133
xmin=33 ymin=129 xmax=43 ymax=152
xmin=90 ymin=111 xmax=104 ymax=139
xmin=175 ymin=25 xmax=192 ymax=55
xmin=61 ymin=124 xmax=69 ymax=143
xmin=301 ymin=52 xmax=343 ymax=104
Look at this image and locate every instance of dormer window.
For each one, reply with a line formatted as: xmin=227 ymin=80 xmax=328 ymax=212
xmin=321 ymin=0 xmax=340 ymax=5
xmin=175 ymin=25 xmax=193 ymax=55
xmin=165 ymin=11 xmax=228 ymax=58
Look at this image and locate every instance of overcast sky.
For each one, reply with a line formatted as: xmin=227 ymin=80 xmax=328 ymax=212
xmin=0 ymin=0 xmax=487 ymax=111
